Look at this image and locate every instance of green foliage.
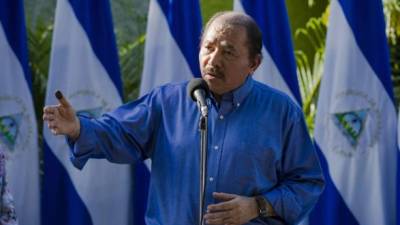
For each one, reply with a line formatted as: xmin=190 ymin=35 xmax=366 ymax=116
xmin=200 ymin=0 xmax=232 ymax=25
xmin=27 ymin=23 xmax=53 ymax=177
xmin=384 ymin=0 xmax=400 ymax=107
xmin=294 ymin=8 xmax=328 ymax=134
xmin=28 ymin=23 xmax=53 ymax=138
xmin=286 ymin=0 xmax=328 ymax=61
xmin=119 ymin=34 xmax=146 ymax=101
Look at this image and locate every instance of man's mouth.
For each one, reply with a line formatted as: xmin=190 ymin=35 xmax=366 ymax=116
xmin=204 ymin=73 xmax=222 ymax=80
xmin=204 ymin=69 xmax=223 ymax=79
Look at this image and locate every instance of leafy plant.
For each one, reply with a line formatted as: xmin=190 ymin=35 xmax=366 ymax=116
xmin=27 ymin=22 xmax=53 ymax=177
xmin=294 ymin=7 xmax=328 ymax=133
xmin=28 ymin=23 xmax=53 ymax=140
xmin=119 ymin=34 xmax=146 ymax=101
xmin=384 ymin=0 xmax=400 ymax=107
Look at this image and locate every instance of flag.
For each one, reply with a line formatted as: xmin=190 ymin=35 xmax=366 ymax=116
xmin=0 ymin=1 xmax=39 ymax=224
xmin=136 ymin=0 xmax=202 ymax=223
xmin=234 ymin=0 xmax=302 ymax=105
xmin=397 ymin=88 xmax=400 ymax=225
xmin=42 ymin=0 xmax=131 ymax=224
xmin=140 ymin=0 xmax=202 ymax=95
xmin=309 ymin=0 xmax=397 ymax=224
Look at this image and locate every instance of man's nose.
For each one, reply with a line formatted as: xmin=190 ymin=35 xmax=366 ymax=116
xmin=208 ymin=49 xmax=222 ymax=67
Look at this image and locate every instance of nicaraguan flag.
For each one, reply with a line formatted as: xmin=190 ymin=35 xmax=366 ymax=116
xmin=234 ymin=0 xmax=302 ymax=105
xmin=0 ymin=1 xmax=40 ymax=224
xmin=309 ymin=0 xmax=397 ymax=224
xmin=398 ymin=110 xmax=400 ymax=225
xmin=42 ymin=0 xmax=131 ymax=224
xmin=136 ymin=0 xmax=202 ymax=223
xmin=140 ymin=0 xmax=202 ymax=95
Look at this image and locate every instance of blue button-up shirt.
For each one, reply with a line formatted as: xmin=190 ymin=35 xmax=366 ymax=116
xmin=70 ymin=77 xmax=324 ymax=225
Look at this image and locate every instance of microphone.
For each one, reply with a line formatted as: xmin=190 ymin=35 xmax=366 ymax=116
xmin=187 ymin=78 xmax=209 ymax=117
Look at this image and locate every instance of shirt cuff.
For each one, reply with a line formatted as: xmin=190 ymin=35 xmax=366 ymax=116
xmin=263 ymin=188 xmax=301 ymax=224
xmin=67 ymin=116 xmax=96 ymax=170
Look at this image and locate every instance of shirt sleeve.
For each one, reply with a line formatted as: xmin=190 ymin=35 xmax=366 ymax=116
xmin=68 ymin=89 xmax=161 ymax=170
xmin=263 ymin=110 xmax=325 ymax=224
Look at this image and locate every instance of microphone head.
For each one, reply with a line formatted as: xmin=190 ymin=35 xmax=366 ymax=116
xmin=187 ymin=78 xmax=209 ymax=102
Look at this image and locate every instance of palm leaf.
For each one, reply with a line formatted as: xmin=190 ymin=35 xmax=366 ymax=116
xmin=294 ymin=8 xmax=328 ymax=134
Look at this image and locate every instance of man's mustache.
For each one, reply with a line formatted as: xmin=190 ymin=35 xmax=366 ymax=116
xmin=204 ymin=66 xmax=224 ymax=78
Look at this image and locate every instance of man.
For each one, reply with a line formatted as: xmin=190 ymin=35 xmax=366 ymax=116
xmin=43 ymin=12 xmax=324 ymax=225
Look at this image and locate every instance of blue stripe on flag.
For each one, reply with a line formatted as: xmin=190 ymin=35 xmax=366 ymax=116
xmin=240 ymin=0 xmax=302 ymax=104
xmin=337 ymin=0 xmax=394 ymax=101
xmin=398 ymin=148 xmax=400 ymax=225
xmin=42 ymin=142 xmax=92 ymax=225
xmin=309 ymin=144 xmax=359 ymax=225
xmin=156 ymin=0 xmax=202 ymax=77
xmin=133 ymin=162 xmax=150 ymax=225
xmin=67 ymin=0 xmax=123 ymax=97
xmin=43 ymin=0 xmax=130 ymax=224
xmin=136 ymin=1 xmax=203 ymax=223
xmin=0 ymin=0 xmax=32 ymax=90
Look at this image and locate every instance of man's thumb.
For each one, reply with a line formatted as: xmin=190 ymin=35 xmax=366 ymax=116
xmin=55 ymin=90 xmax=71 ymax=108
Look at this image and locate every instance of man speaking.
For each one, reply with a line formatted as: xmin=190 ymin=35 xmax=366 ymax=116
xmin=43 ymin=12 xmax=324 ymax=225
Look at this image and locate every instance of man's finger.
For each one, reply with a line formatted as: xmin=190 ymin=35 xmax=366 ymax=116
xmin=207 ymin=201 xmax=235 ymax=212
xmin=204 ymin=213 xmax=233 ymax=225
xmin=43 ymin=114 xmax=55 ymax=121
xmin=55 ymin=90 xmax=71 ymax=108
xmin=48 ymin=121 xmax=58 ymax=129
xmin=204 ymin=210 xmax=231 ymax=220
xmin=204 ymin=217 xmax=225 ymax=225
xmin=51 ymin=128 xmax=58 ymax=135
xmin=213 ymin=192 xmax=236 ymax=201
xmin=43 ymin=106 xmax=57 ymax=114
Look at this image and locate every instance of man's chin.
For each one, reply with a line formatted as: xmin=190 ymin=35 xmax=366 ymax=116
xmin=203 ymin=76 xmax=217 ymax=87
xmin=204 ymin=83 xmax=223 ymax=95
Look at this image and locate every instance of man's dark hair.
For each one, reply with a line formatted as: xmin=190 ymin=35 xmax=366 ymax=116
xmin=201 ymin=11 xmax=263 ymax=60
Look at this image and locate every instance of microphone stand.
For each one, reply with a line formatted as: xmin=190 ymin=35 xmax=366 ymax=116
xmin=198 ymin=105 xmax=208 ymax=225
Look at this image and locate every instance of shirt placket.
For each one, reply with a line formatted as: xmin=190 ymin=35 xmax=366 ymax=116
xmin=204 ymin=99 xmax=230 ymax=209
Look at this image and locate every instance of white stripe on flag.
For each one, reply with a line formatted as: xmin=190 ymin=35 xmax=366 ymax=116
xmin=139 ymin=0 xmax=194 ymax=96
xmin=140 ymin=0 xmax=197 ymax=170
xmin=0 ymin=23 xmax=40 ymax=225
xmin=233 ymin=0 xmax=298 ymax=105
xmin=314 ymin=0 xmax=397 ymax=224
xmin=44 ymin=0 xmax=131 ymax=224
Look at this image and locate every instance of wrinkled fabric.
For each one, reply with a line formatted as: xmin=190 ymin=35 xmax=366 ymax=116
xmin=69 ymin=77 xmax=324 ymax=225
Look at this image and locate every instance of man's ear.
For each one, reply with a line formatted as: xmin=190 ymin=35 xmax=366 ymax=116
xmin=249 ymin=54 xmax=262 ymax=74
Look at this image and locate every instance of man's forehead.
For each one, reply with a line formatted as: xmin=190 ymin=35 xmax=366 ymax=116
xmin=203 ymin=22 xmax=244 ymax=41
xmin=208 ymin=17 xmax=241 ymax=33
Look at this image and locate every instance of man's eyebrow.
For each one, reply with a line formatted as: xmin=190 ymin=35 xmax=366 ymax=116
xmin=202 ymin=39 xmax=215 ymax=45
xmin=220 ymin=42 xmax=236 ymax=51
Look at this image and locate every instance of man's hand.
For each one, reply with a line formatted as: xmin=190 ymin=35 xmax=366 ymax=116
xmin=204 ymin=192 xmax=259 ymax=225
xmin=43 ymin=90 xmax=80 ymax=140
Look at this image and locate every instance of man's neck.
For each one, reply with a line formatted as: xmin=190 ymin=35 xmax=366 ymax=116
xmin=212 ymin=92 xmax=222 ymax=104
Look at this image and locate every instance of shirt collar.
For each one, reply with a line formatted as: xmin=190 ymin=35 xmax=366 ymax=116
xmin=209 ymin=76 xmax=254 ymax=108
xmin=231 ymin=76 xmax=254 ymax=106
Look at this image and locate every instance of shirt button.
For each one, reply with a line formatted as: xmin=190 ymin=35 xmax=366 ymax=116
xmin=214 ymin=146 xmax=219 ymax=150
xmin=209 ymin=177 xmax=214 ymax=182
xmin=219 ymin=115 xmax=224 ymax=120
xmin=236 ymin=103 xmax=240 ymax=107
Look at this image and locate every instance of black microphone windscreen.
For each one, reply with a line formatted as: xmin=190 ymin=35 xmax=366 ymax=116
xmin=187 ymin=78 xmax=209 ymax=101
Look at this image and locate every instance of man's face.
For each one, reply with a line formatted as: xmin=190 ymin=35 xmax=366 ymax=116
xmin=199 ymin=21 xmax=260 ymax=95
